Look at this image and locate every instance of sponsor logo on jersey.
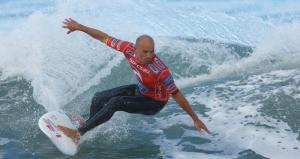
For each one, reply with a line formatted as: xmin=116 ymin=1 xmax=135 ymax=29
xmin=129 ymin=58 xmax=150 ymax=74
xmin=111 ymin=38 xmax=118 ymax=47
xmin=126 ymin=49 xmax=135 ymax=56
xmin=154 ymin=58 xmax=166 ymax=69
xmin=162 ymin=74 xmax=173 ymax=85
xmin=149 ymin=64 xmax=159 ymax=74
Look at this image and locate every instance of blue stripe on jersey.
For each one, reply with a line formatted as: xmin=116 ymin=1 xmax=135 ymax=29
xmin=137 ymin=81 xmax=149 ymax=93
xmin=162 ymin=74 xmax=173 ymax=85
xmin=167 ymin=83 xmax=176 ymax=91
xmin=149 ymin=64 xmax=159 ymax=74
xmin=154 ymin=58 xmax=165 ymax=69
xmin=126 ymin=49 xmax=135 ymax=56
xmin=111 ymin=38 xmax=118 ymax=47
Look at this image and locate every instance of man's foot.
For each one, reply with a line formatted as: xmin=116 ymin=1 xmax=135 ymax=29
xmin=68 ymin=113 xmax=86 ymax=127
xmin=57 ymin=125 xmax=80 ymax=143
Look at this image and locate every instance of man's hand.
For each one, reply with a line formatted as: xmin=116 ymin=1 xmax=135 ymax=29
xmin=172 ymin=91 xmax=210 ymax=134
xmin=62 ymin=18 xmax=82 ymax=34
xmin=194 ymin=118 xmax=210 ymax=134
xmin=62 ymin=18 xmax=109 ymax=43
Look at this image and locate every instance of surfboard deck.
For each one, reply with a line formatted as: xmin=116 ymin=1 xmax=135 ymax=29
xmin=38 ymin=111 xmax=79 ymax=156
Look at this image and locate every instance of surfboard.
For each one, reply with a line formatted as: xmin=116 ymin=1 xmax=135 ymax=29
xmin=38 ymin=111 xmax=79 ymax=156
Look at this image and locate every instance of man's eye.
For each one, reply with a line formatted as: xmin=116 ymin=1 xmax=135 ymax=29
xmin=143 ymin=50 xmax=154 ymax=53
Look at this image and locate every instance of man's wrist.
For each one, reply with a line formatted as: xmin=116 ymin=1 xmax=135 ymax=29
xmin=191 ymin=113 xmax=199 ymax=121
xmin=77 ymin=24 xmax=87 ymax=32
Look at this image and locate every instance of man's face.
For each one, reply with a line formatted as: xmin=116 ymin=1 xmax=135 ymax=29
xmin=135 ymin=39 xmax=155 ymax=64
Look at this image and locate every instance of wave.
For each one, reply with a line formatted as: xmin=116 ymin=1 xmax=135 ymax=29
xmin=0 ymin=0 xmax=299 ymax=115
xmin=176 ymin=22 xmax=300 ymax=88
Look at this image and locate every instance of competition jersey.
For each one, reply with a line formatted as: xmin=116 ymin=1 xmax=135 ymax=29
xmin=106 ymin=36 xmax=178 ymax=102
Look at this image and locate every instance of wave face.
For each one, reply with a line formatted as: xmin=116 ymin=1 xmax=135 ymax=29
xmin=0 ymin=0 xmax=300 ymax=158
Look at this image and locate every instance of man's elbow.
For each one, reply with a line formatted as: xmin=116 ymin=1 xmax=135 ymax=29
xmin=99 ymin=35 xmax=109 ymax=43
xmin=171 ymin=89 xmax=180 ymax=99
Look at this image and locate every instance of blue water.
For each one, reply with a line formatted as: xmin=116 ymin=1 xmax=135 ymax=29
xmin=0 ymin=0 xmax=300 ymax=158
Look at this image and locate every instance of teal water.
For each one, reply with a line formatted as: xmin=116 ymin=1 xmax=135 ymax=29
xmin=1 ymin=0 xmax=300 ymax=158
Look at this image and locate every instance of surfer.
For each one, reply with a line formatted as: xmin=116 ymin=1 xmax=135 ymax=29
xmin=58 ymin=18 xmax=210 ymax=141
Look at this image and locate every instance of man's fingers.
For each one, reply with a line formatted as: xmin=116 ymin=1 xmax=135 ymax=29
xmin=205 ymin=129 xmax=211 ymax=134
xmin=69 ymin=18 xmax=76 ymax=23
xmin=69 ymin=18 xmax=74 ymax=23
xmin=202 ymin=126 xmax=211 ymax=134
xmin=62 ymin=25 xmax=72 ymax=34
xmin=201 ymin=125 xmax=210 ymax=134
xmin=63 ymin=18 xmax=76 ymax=24
xmin=198 ymin=127 xmax=211 ymax=134
xmin=65 ymin=18 xmax=70 ymax=23
xmin=194 ymin=121 xmax=211 ymax=134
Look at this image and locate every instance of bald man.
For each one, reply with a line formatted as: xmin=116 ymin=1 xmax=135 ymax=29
xmin=59 ymin=18 xmax=210 ymax=142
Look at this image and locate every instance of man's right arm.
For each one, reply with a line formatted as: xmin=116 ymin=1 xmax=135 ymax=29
xmin=63 ymin=18 xmax=109 ymax=43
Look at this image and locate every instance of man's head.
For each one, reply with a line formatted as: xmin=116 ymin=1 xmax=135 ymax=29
xmin=135 ymin=35 xmax=155 ymax=64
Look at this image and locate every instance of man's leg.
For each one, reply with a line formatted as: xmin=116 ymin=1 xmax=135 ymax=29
xmin=58 ymin=84 xmax=138 ymax=141
xmin=78 ymin=95 xmax=167 ymax=135
xmin=89 ymin=84 xmax=137 ymax=118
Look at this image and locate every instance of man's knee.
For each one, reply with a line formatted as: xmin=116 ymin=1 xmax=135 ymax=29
xmin=92 ymin=91 xmax=110 ymax=105
xmin=106 ymin=96 xmax=124 ymax=106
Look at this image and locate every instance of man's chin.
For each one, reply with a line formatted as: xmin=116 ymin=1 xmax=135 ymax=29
xmin=144 ymin=59 xmax=152 ymax=64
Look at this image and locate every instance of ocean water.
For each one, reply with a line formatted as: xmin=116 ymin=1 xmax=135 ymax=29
xmin=0 ymin=0 xmax=300 ymax=158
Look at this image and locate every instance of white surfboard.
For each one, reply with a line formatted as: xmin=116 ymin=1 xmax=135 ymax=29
xmin=38 ymin=111 xmax=79 ymax=156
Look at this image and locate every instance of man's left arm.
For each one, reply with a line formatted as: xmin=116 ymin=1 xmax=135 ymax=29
xmin=172 ymin=90 xmax=210 ymax=133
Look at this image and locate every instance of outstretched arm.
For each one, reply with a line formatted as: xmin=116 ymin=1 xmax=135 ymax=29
xmin=62 ymin=18 xmax=109 ymax=43
xmin=172 ymin=90 xmax=210 ymax=133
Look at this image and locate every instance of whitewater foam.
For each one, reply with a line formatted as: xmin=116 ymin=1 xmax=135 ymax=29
xmin=176 ymin=22 xmax=300 ymax=89
xmin=152 ymin=69 xmax=300 ymax=159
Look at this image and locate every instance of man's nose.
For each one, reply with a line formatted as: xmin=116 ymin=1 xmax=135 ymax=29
xmin=146 ymin=53 xmax=153 ymax=58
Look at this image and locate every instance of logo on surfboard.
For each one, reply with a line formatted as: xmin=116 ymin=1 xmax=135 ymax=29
xmin=43 ymin=118 xmax=62 ymax=138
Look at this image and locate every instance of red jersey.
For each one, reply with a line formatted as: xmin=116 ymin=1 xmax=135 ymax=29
xmin=106 ymin=36 xmax=178 ymax=102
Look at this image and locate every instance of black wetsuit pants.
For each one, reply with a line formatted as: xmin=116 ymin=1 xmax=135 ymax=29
xmin=78 ymin=84 xmax=167 ymax=135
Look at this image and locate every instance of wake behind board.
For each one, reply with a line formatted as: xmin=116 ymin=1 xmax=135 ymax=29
xmin=38 ymin=111 xmax=79 ymax=156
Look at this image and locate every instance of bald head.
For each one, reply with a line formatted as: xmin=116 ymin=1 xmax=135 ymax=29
xmin=135 ymin=35 xmax=155 ymax=47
